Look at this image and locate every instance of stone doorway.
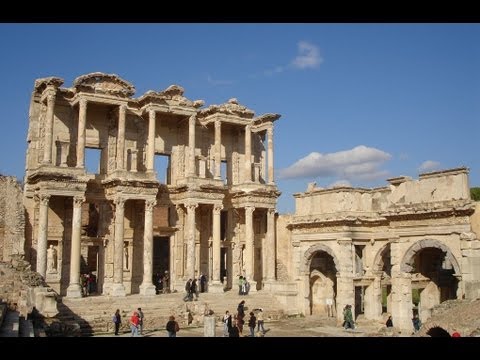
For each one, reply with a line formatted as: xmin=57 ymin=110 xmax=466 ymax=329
xmin=309 ymin=251 xmax=337 ymax=316
xmin=355 ymin=286 xmax=366 ymax=318
xmin=153 ymin=236 xmax=170 ymax=275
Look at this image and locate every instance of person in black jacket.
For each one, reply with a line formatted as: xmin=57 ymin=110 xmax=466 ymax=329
xmin=248 ymin=311 xmax=257 ymax=337
xmin=113 ymin=309 xmax=121 ymax=335
xmin=166 ymin=315 xmax=179 ymax=337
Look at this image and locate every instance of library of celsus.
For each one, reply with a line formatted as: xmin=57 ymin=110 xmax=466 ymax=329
xmin=16 ymin=72 xmax=480 ymax=334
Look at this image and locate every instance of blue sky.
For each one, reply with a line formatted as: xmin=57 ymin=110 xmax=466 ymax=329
xmin=0 ymin=24 xmax=479 ymax=213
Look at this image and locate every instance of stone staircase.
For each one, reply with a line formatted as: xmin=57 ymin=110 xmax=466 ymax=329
xmin=57 ymin=290 xmax=286 ymax=336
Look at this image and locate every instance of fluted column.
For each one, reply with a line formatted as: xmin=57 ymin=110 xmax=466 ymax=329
xmin=267 ymin=125 xmax=274 ymax=184
xmin=36 ymin=194 xmax=50 ymax=278
xmin=140 ymin=199 xmax=157 ymax=295
xmin=112 ymin=197 xmax=126 ymax=296
xmin=187 ymin=115 xmax=196 ymax=177
xmin=66 ymin=196 xmax=84 ymax=298
xmin=116 ymin=105 xmax=126 ymax=170
xmin=76 ymin=98 xmax=87 ymax=168
xmin=214 ymin=120 xmax=222 ymax=179
xmin=146 ymin=109 xmax=156 ymax=173
xmin=244 ymin=125 xmax=252 ymax=182
xmin=42 ymin=91 xmax=56 ymax=164
xmin=185 ymin=202 xmax=198 ymax=280
xmin=209 ymin=204 xmax=224 ymax=292
xmin=265 ymin=208 xmax=276 ymax=281
xmin=244 ymin=206 xmax=256 ymax=291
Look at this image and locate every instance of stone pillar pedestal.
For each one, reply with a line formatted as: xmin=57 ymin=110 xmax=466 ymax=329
xmin=364 ymin=276 xmax=382 ymax=320
xmin=391 ymin=273 xmax=414 ymax=334
xmin=244 ymin=206 xmax=256 ymax=292
xmin=208 ymin=282 xmax=224 ymax=293
xmin=112 ymin=197 xmax=126 ymax=297
xmin=140 ymin=199 xmax=157 ymax=296
xmin=66 ymin=196 xmax=84 ymax=298
xmin=185 ymin=203 xmax=198 ymax=280
xmin=203 ymin=315 xmax=216 ymax=337
xmin=336 ymin=273 xmax=355 ymax=324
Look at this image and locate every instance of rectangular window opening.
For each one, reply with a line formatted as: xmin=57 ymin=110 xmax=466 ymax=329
xmin=221 ymin=160 xmax=228 ymax=185
xmin=155 ymin=154 xmax=171 ymax=184
xmin=85 ymin=148 xmax=102 ymax=175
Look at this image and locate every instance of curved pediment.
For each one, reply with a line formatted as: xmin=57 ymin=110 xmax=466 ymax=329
xmin=198 ymin=98 xmax=255 ymax=119
xmin=73 ymin=72 xmax=135 ymax=98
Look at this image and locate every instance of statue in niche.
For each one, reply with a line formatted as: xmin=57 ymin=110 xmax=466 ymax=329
xmin=47 ymin=244 xmax=57 ymax=273
xmin=124 ymin=242 xmax=129 ymax=270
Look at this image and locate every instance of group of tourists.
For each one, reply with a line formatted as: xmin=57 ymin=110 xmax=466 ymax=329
xmin=81 ymin=272 xmax=96 ymax=297
xmin=222 ymin=300 xmax=267 ymax=337
xmin=153 ymin=271 xmax=170 ymax=294
xmin=237 ymin=276 xmax=250 ymax=295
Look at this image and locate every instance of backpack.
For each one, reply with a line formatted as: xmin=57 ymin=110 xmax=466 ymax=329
xmin=112 ymin=315 xmax=116 ymax=323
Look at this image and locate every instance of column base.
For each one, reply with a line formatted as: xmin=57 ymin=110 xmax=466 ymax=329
xmin=248 ymin=280 xmax=257 ymax=293
xmin=66 ymin=283 xmax=83 ymax=298
xmin=111 ymin=283 xmax=127 ymax=297
xmin=139 ymin=283 xmax=156 ymax=296
xmin=208 ymin=281 xmax=224 ymax=293
xmin=262 ymin=279 xmax=276 ymax=292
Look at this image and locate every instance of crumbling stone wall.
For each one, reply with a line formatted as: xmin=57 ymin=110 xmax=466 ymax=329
xmin=0 ymin=175 xmax=25 ymax=261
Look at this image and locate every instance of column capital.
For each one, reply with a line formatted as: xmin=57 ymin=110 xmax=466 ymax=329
xmin=186 ymin=202 xmax=199 ymax=212
xmin=245 ymin=124 xmax=251 ymax=132
xmin=213 ymin=204 xmax=224 ymax=214
xmin=245 ymin=205 xmax=255 ymax=215
xmin=215 ymin=119 xmax=221 ymax=129
xmin=149 ymin=108 xmax=156 ymax=118
xmin=114 ymin=197 xmax=126 ymax=208
xmin=189 ymin=114 xmax=196 ymax=124
xmin=36 ymin=193 xmax=51 ymax=206
xmin=145 ymin=199 xmax=157 ymax=212
xmin=267 ymin=207 xmax=276 ymax=215
xmin=73 ymin=196 xmax=85 ymax=208
xmin=267 ymin=124 xmax=273 ymax=136
xmin=46 ymin=92 xmax=56 ymax=104
xmin=119 ymin=104 xmax=127 ymax=113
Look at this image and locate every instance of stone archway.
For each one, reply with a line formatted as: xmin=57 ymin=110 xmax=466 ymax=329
xmin=302 ymin=244 xmax=339 ymax=316
xmin=372 ymin=243 xmax=392 ymax=316
xmin=400 ymin=239 xmax=461 ymax=323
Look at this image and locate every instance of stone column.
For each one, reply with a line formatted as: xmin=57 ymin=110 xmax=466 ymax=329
xmin=140 ymin=199 xmax=157 ymax=295
xmin=146 ymin=109 xmax=156 ymax=173
xmin=214 ymin=120 xmax=222 ymax=180
xmin=36 ymin=194 xmax=50 ymax=278
xmin=336 ymin=237 xmax=354 ymax=324
xmin=244 ymin=206 xmax=256 ymax=291
xmin=364 ymin=276 xmax=383 ymax=320
xmin=116 ymin=105 xmax=126 ymax=170
xmin=112 ymin=197 xmax=126 ymax=296
xmin=185 ymin=202 xmax=198 ymax=280
xmin=66 ymin=196 xmax=84 ymax=298
xmin=244 ymin=125 xmax=252 ymax=182
xmin=42 ymin=90 xmax=56 ymax=165
xmin=265 ymin=208 xmax=276 ymax=282
xmin=267 ymin=125 xmax=274 ymax=184
xmin=210 ymin=204 xmax=224 ymax=293
xmin=187 ymin=115 xmax=196 ymax=177
xmin=76 ymin=98 xmax=87 ymax=168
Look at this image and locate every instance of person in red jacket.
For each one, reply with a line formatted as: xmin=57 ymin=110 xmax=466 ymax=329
xmin=130 ymin=311 xmax=140 ymax=337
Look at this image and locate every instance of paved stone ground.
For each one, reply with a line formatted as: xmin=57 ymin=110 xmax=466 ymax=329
xmin=94 ymin=315 xmax=395 ymax=338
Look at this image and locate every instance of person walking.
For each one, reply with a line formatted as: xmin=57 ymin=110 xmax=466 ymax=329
xmin=130 ymin=311 xmax=140 ymax=337
xmin=137 ymin=308 xmax=144 ymax=335
xmin=113 ymin=309 xmax=121 ymax=335
xmin=166 ymin=315 xmax=180 ymax=337
xmin=183 ymin=279 xmax=192 ymax=301
xmin=223 ymin=311 xmax=231 ymax=337
xmin=412 ymin=314 xmax=421 ymax=332
xmin=248 ymin=311 xmax=257 ymax=337
xmin=256 ymin=308 xmax=265 ymax=334
xmin=190 ymin=279 xmax=199 ymax=300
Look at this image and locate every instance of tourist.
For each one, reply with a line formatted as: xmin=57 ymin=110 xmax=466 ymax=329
xmin=200 ymin=273 xmax=207 ymax=293
xmin=137 ymin=307 xmax=144 ymax=335
xmin=166 ymin=315 xmax=180 ymax=337
xmin=386 ymin=315 xmax=393 ymax=327
xmin=190 ymin=279 xmax=199 ymax=300
xmin=248 ymin=311 xmax=257 ymax=337
xmin=238 ymin=276 xmax=244 ymax=295
xmin=343 ymin=304 xmax=354 ymax=330
xmin=256 ymin=308 xmax=266 ymax=333
xmin=451 ymin=329 xmax=461 ymax=337
xmin=223 ymin=310 xmax=231 ymax=337
xmin=130 ymin=311 xmax=140 ymax=337
xmin=112 ymin=309 xmax=121 ymax=335
xmin=412 ymin=314 xmax=421 ymax=332
xmin=183 ymin=279 xmax=192 ymax=301
xmin=163 ymin=271 xmax=170 ymax=293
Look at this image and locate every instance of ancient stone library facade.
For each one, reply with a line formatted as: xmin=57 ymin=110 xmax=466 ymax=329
xmin=13 ymin=72 xmax=480 ymax=333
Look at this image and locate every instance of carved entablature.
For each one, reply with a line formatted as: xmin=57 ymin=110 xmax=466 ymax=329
xmin=252 ymin=113 xmax=281 ymax=131
xmin=380 ymin=200 xmax=476 ymax=220
xmin=137 ymin=85 xmax=204 ymax=109
xmin=34 ymin=77 xmax=64 ymax=94
xmin=73 ymin=72 xmax=135 ymax=98
xmin=197 ymin=98 xmax=255 ymax=119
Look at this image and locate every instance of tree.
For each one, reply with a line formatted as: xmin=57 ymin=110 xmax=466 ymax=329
xmin=471 ymin=187 xmax=480 ymax=201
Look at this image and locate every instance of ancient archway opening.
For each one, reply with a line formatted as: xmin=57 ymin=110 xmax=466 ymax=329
xmin=309 ymin=251 xmax=337 ymax=316
xmin=376 ymin=243 xmax=392 ymax=315
xmin=411 ymin=247 xmax=458 ymax=322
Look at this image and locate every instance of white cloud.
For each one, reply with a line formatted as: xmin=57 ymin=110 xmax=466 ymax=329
xmin=328 ymin=179 xmax=352 ymax=188
xmin=278 ymin=145 xmax=392 ymax=181
xmin=291 ymin=41 xmax=323 ymax=69
xmin=207 ymin=74 xmax=233 ymax=86
xmin=418 ymin=160 xmax=441 ymax=172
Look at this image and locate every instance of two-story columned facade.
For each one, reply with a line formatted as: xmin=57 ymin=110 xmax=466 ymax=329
xmin=23 ymin=73 xmax=280 ymax=297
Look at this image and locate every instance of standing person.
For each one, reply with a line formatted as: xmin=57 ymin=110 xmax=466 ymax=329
xmin=200 ymin=273 xmax=207 ymax=293
xmin=190 ymin=279 xmax=199 ymax=300
xmin=137 ymin=308 xmax=144 ymax=335
xmin=343 ymin=305 xmax=354 ymax=330
xmin=412 ymin=314 xmax=421 ymax=332
xmin=163 ymin=271 xmax=170 ymax=293
xmin=238 ymin=276 xmax=244 ymax=295
xmin=183 ymin=279 xmax=192 ymax=301
xmin=248 ymin=311 xmax=257 ymax=337
xmin=113 ymin=309 xmax=121 ymax=336
xmin=166 ymin=315 xmax=180 ymax=337
xmin=130 ymin=311 xmax=140 ymax=337
xmin=223 ymin=311 xmax=231 ymax=337
xmin=237 ymin=300 xmax=246 ymax=318
xmin=256 ymin=308 xmax=265 ymax=334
